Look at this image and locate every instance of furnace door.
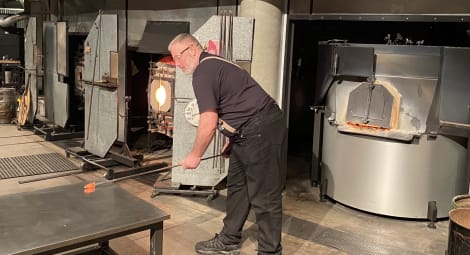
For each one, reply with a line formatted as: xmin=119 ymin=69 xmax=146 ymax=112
xmin=82 ymin=14 xmax=118 ymax=158
xmin=23 ymin=17 xmax=38 ymax=124
xmin=43 ymin=21 xmax=70 ymax=128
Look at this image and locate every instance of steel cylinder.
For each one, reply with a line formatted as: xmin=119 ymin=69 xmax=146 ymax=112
xmin=4 ymin=71 xmax=12 ymax=84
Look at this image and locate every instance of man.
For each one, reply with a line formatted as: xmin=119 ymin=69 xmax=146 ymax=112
xmin=168 ymin=33 xmax=286 ymax=255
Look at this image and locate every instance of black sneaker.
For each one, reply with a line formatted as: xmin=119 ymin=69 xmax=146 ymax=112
xmin=195 ymin=234 xmax=241 ymax=255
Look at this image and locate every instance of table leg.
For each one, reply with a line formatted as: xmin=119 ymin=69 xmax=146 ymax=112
xmin=150 ymin=222 xmax=164 ymax=255
xmin=99 ymin=240 xmax=110 ymax=254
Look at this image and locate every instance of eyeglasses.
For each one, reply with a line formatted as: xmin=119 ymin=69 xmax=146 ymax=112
xmin=173 ymin=44 xmax=192 ymax=60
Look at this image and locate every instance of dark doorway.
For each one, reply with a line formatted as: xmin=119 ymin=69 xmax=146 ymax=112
xmin=66 ymin=33 xmax=87 ymax=130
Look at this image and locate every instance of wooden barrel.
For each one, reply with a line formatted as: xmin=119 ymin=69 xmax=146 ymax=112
xmin=447 ymin=208 xmax=470 ymax=255
xmin=0 ymin=88 xmax=17 ymax=124
xmin=452 ymin=195 xmax=470 ymax=209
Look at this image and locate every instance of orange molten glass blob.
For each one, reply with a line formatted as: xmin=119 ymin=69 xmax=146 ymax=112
xmin=83 ymin=182 xmax=96 ymax=194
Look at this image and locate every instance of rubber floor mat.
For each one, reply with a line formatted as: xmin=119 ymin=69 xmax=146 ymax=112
xmin=0 ymin=153 xmax=78 ymax=179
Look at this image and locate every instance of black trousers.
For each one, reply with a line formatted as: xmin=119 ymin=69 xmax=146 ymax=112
xmin=220 ymin=103 xmax=287 ymax=255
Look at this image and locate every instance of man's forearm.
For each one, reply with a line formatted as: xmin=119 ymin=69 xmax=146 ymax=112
xmin=191 ymin=110 xmax=218 ymax=157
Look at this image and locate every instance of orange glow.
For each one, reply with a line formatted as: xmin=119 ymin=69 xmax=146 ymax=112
xmin=346 ymin=121 xmax=391 ymax=131
xmin=83 ymin=182 xmax=96 ymax=194
xmin=155 ymin=81 xmax=167 ymax=108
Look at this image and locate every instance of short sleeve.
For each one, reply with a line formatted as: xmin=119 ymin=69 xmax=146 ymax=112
xmin=192 ymin=63 xmax=220 ymax=113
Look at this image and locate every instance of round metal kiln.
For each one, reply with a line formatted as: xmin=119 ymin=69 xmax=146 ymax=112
xmin=315 ymin=43 xmax=469 ymax=218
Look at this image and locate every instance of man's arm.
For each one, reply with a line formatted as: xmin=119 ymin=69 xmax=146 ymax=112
xmin=181 ymin=109 xmax=218 ymax=169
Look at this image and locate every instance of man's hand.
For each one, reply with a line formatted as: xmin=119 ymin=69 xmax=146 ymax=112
xmin=181 ymin=153 xmax=201 ymax=170
xmin=181 ymin=110 xmax=218 ymax=170
xmin=221 ymin=138 xmax=232 ymax=158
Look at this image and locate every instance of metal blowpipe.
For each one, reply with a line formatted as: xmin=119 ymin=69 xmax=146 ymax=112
xmin=83 ymin=154 xmax=222 ymax=192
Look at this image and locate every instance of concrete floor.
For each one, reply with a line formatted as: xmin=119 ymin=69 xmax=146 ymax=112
xmin=0 ymin=123 xmax=451 ymax=255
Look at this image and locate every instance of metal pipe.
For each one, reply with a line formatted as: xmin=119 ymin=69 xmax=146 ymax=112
xmin=92 ymin=154 xmax=222 ymax=187
xmin=440 ymin=120 xmax=470 ymax=131
xmin=0 ymin=14 xmax=29 ymax=27
xmin=18 ymin=170 xmax=83 ymax=184
xmin=80 ymin=156 xmax=113 ymax=172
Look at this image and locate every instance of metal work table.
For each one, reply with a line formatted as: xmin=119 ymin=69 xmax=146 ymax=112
xmin=0 ymin=182 xmax=170 ymax=255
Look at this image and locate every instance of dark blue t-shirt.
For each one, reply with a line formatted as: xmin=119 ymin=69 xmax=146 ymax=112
xmin=192 ymin=52 xmax=273 ymax=129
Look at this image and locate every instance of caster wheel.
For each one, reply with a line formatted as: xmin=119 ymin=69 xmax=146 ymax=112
xmin=80 ymin=162 xmax=89 ymax=171
xmin=104 ymin=170 xmax=114 ymax=180
xmin=207 ymin=193 xmax=216 ymax=201
xmin=150 ymin=191 xmax=160 ymax=198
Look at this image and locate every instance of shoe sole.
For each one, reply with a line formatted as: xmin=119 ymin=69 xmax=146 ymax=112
xmin=195 ymin=249 xmax=240 ymax=255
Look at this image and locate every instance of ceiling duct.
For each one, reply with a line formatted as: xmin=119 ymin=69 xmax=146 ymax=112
xmin=0 ymin=0 xmax=26 ymax=27
xmin=137 ymin=21 xmax=189 ymax=54
xmin=0 ymin=14 xmax=28 ymax=27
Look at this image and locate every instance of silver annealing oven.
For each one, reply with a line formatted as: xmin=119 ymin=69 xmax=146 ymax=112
xmin=315 ymin=42 xmax=469 ymax=218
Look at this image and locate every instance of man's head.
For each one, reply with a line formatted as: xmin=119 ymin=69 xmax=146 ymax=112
xmin=168 ymin=33 xmax=203 ymax=74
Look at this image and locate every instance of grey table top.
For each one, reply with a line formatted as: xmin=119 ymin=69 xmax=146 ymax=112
xmin=0 ymin=182 xmax=170 ymax=255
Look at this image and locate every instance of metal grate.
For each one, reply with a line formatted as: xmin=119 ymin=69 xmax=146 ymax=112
xmin=0 ymin=153 xmax=78 ymax=179
xmin=0 ymin=8 xmax=23 ymax=15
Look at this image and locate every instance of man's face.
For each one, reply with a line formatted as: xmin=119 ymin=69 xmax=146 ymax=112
xmin=170 ymin=42 xmax=197 ymax=74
